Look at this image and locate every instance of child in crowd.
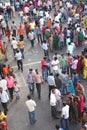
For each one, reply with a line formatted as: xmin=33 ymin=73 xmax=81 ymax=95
xmin=14 ymin=81 xmax=20 ymax=100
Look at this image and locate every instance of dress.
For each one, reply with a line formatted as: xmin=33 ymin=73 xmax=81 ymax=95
xmin=53 ymin=34 xmax=58 ymax=49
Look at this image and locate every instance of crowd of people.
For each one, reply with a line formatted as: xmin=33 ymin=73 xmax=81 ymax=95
xmin=0 ymin=0 xmax=86 ymax=130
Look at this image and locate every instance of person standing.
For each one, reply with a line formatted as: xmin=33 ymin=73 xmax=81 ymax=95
xmin=15 ymin=50 xmax=23 ymax=72
xmin=28 ymin=30 xmax=35 ymax=48
xmin=50 ymin=89 xmax=58 ymax=119
xmin=51 ymin=57 xmax=60 ymax=77
xmin=47 ymin=73 xmax=56 ymax=99
xmin=34 ymin=69 xmax=43 ymax=99
xmin=25 ymin=95 xmax=37 ymax=125
xmin=11 ymin=38 xmax=18 ymax=56
xmin=60 ymin=100 xmax=70 ymax=130
xmin=11 ymin=21 xmax=17 ymax=37
xmin=17 ymin=39 xmax=25 ymax=59
xmin=5 ymin=74 xmax=15 ymax=101
xmin=27 ymin=69 xmax=35 ymax=95
xmin=0 ymin=88 xmax=9 ymax=115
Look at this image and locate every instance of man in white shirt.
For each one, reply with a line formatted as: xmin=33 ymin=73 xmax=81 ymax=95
xmin=0 ymin=87 xmax=9 ymax=115
xmin=28 ymin=30 xmax=35 ymax=47
xmin=47 ymin=73 xmax=55 ymax=98
xmin=67 ymin=42 xmax=76 ymax=56
xmin=51 ymin=57 xmax=60 ymax=76
xmin=25 ymin=95 xmax=37 ymax=124
xmin=11 ymin=38 xmax=18 ymax=56
xmin=0 ymin=77 xmax=7 ymax=91
xmin=55 ymin=88 xmax=62 ymax=112
xmin=15 ymin=50 xmax=23 ymax=72
xmin=50 ymin=89 xmax=58 ymax=119
xmin=60 ymin=100 xmax=70 ymax=130
xmin=42 ymin=40 xmax=49 ymax=57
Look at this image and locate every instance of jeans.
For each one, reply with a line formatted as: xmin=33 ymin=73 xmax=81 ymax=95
xmin=20 ymin=48 xmax=24 ymax=59
xmin=62 ymin=66 xmax=67 ymax=73
xmin=60 ymin=118 xmax=70 ymax=130
xmin=8 ymin=87 xmax=14 ymax=100
xmin=20 ymin=16 xmax=23 ymax=23
xmin=37 ymin=34 xmax=42 ymax=44
xmin=36 ymin=83 xmax=41 ymax=99
xmin=28 ymin=83 xmax=34 ymax=95
xmin=17 ymin=60 xmax=23 ymax=71
xmin=1 ymin=102 xmax=8 ymax=115
xmin=13 ymin=48 xmax=18 ymax=56
xmin=59 ymin=41 xmax=64 ymax=49
xmin=53 ymin=70 xmax=59 ymax=77
xmin=30 ymin=40 xmax=34 ymax=47
xmin=42 ymin=69 xmax=48 ymax=81
xmin=28 ymin=111 xmax=36 ymax=124
xmin=61 ymin=83 xmax=67 ymax=94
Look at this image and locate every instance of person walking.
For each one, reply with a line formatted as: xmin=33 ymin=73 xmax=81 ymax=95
xmin=34 ymin=69 xmax=43 ymax=99
xmin=11 ymin=38 xmax=18 ymax=56
xmin=25 ymin=95 xmax=37 ymax=125
xmin=0 ymin=88 xmax=9 ymax=115
xmin=60 ymin=100 xmax=70 ymax=130
xmin=27 ymin=69 xmax=35 ymax=95
xmin=28 ymin=30 xmax=35 ymax=47
xmin=5 ymin=74 xmax=15 ymax=101
xmin=17 ymin=39 xmax=25 ymax=59
xmin=15 ymin=50 xmax=23 ymax=72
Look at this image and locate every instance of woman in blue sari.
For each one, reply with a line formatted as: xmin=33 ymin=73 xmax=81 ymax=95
xmin=67 ymin=78 xmax=76 ymax=96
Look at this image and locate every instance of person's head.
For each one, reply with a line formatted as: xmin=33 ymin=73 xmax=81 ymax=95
xmin=7 ymin=73 xmax=10 ymax=78
xmin=51 ymin=89 xmax=55 ymax=94
xmin=35 ymin=69 xmax=39 ymax=74
xmin=54 ymin=57 xmax=57 ymax=61
xmin=17 ymin=50 xmax=19 ymax=53
xmin=27 ymin=95 xmax=31 ymax=100
xmin=50 ymin=72 xmax=53 ymax=76
xmin=12 ymin=21 xmax=14 ymax=24
xmin=29 ymin=68 xmax=33 ymax=73
xmin=55 ymin=124 xmax=60 ymax=130
xmin=61 ymin=54 xmax=64 ymax=58
xmin=14 ymin=81 xmax=17 ymax=85
xmin=43 ymin=57 xmax=46 ymax=60
xmin=55 ymin=73 xmax=59 ymax=78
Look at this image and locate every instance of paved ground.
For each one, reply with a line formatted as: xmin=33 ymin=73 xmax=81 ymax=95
xmin=0 ymin=14 xmax=87 ymax=130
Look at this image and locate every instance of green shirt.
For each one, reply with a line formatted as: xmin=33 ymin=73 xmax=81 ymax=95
xmin=60 ymin=57 xmax=67 ymax=67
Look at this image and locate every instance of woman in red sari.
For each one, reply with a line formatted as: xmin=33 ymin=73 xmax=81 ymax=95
xmin=0 ymin=118 xmax=8 ymax=130
xmin=78 ymin=93 xmax=85 ymax=121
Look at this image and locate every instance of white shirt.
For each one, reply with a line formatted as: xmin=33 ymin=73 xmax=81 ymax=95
xmin=25 ymin=99 xmax=36 ymax=112
xmin=0 ymin=79 xmax=7 ymax=91
xmin=28 ymin=32 xmax=35 ymax=40
xmin=47 ymin=75 xmax=55 ymax=86
xmin=11 ymin=40 xmax=18 ymax=49
xmin=55 ymin=89 xmax=61 ymax=101
xmin=42 ymin=43 xmax=48 ymax=50
xmin=50 ymin=92 xmax=56 ymax=106
xmin=51 ymin=60 xmax=59 ymax=70
xmin=15 ymin=52 xmax=22 ymax=60
xmin=24 ymin=6 xmax=29 ymax=13
xmin=39 ymin=18 xmax=44 ymax=27
xmin=61 ymin=105 xmax=69 ymax=119
xmin=67 ymin=43 xmax=75 ymax=55
xmin=0 ymin=91 xmax=9 ymax=103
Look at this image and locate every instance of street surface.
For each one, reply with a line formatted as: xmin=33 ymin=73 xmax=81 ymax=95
xmin=0 ymin=14 xmax=87 ymax=130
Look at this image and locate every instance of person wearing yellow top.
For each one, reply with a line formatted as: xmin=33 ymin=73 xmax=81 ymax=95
xmin=29 ymin=21 xmax=36 ymax=31
xmin=0 ymin=110 xmax=6 ymax=121
xmin=83 ymin=56 xmax=87 ymax=79
xmin=17 ymin=39 xmax=25 ymax=59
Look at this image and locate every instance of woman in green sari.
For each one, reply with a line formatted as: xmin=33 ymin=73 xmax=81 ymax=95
xmin=53 ymin=32 xmax=59 ymax=49
xmin=78 ymin=29 xmax=84 ymax=45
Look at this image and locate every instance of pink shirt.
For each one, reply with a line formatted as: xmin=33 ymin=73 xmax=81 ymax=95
xmin=71 ymin=59 xmax=78 ymax=70
xmin=5 ymin=76 xmax=14 ymax=88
